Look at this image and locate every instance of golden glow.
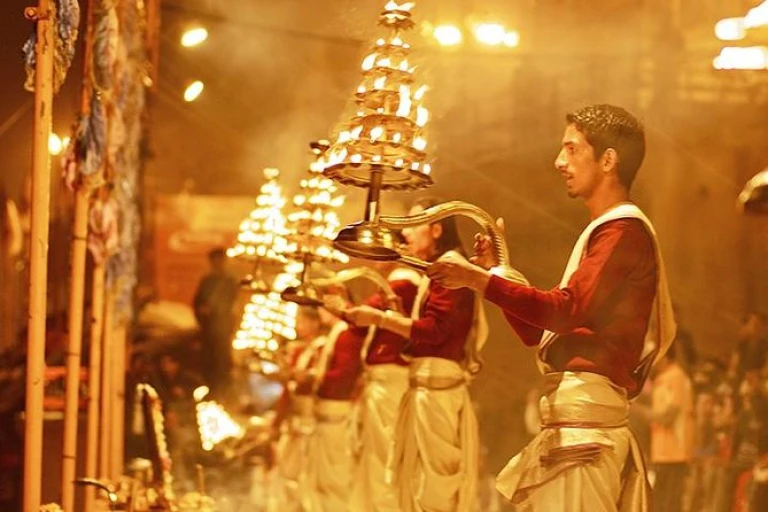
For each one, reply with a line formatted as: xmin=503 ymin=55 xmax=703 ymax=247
xmin=395 ymin=85 xmax=412 ymax=116
xmin=196 ymin=400 xmax=244 ymax=451
xmin=503 ymin=30 xmax=520 ymax=48
xmin=184 ymin=81 xmax=204 ymax=102
xmin=320 ymin=0 xmax=434 ymax=184
xmin=229 ymin=168 xmax=289 ymax=261
xmin=181 ymin=27 xmax=208 ymax=47
xmin=193 ymin=386 xmax=210 ymax=402
xmin=715 ymin=18 xmax=746 ymax=41
xmin=362 ymin=53 xmax=376 ymax=71
xmin=233 ymin=272 xmax=299 ymax=351
xmin=474 ymin=23 xmax=506 ymax=46
xmin=433 ymin=24 xmax=463 ymax=46
xmin=415 ymin=105 xmax=429 ymax=127
xmin=385 ymin=1 xmax=415 ymax=11
xmin=745 ymin=1 xmax=768 ymax=28
xmin=282 ymin=146 xmax=349 ymax=264
xmin=48 ymin=133 xmax=63 ymax=155
xmin=713 ymin=46 xmax=768 ymax=70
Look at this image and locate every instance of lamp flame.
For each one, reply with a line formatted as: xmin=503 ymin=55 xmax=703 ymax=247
xmin=196 ymin=400 xmax=245 ymax=451
xmin=385 ymin=1 xmax=415 ymax=12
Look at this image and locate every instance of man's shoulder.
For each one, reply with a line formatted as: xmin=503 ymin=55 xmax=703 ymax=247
xmin=591 ymin=217 xmax=656 ymax=257
xmin=596 ymin=217 xmax=652 ymax=238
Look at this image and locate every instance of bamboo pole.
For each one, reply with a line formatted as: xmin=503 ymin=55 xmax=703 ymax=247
xmin=83 ymin=263 xmax=105 ymax=512
xmin=61 ymin=0 xmax=96 ymax=508
xmin=110 ymin=322 xmax=127 ymax=479
xmin=99 ymin=284 xmax=115 ymax=479
xmin=22 ymin=1 xmax=54 ymax=511
xmin=60 ymin=188 xmax=90 ymax=511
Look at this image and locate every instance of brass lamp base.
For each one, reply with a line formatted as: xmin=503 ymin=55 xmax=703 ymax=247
xmin=280 ymin=284 xmax=324 ymax=307
xmin=333 ymin=222 xmax=429 ymax=271
xmin=332 ymin=221 xmax=401 ymax=261
xmin=739 ymin=168 xmax=768 ymax=215
xmin=323 ymin=162 xmax=433 ymax=191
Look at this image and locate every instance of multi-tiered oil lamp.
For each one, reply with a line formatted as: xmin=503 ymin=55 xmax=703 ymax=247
xmin=321 ymin=2 xmax=518 ymax=279
xmin=280 ymin=141 xmax=348 ymax=306
xmin=320 ymin=1 xmax=434 ymax=263
xmin=228 ymin=167 xmax=290 ymax=293
xmin=232 ymin=271 xmax=299 ymax=364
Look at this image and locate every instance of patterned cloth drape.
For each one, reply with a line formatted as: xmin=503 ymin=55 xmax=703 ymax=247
xmin=22 ymin=0 xmax=81 ymax=95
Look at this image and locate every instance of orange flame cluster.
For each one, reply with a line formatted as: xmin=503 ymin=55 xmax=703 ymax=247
xmin=320 ymin=0 xmax=434 ymax=191
xmin=285 ymin=149 xmax=349 ymax=264
xmin=195 ymin=399 xmax=245 ymax=451
xmin=233 ymin=271 xmax=300 ymax=352
xmin=228 ymin=168 xmax=290 ymax=261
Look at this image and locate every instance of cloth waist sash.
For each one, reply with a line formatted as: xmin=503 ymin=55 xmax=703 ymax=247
xmin=496 ymin=371 xmax=649 ymax=509
xmin=315 ymin=398 xmax=353 ymax=423
xmin=366 ymin=363 xmax=409 ymax=383
xmin=409 ymin=356 xmax=467 ymax=381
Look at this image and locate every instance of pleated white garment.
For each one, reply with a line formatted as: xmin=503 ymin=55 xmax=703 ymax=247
xmin=496 ymin=371 xmax=649 ymax=512
xmin=388 ymin=357 xmax=478 ymax=512
xmin=276 ymin=395 xmax=316 ymax=511
xmin=350 ymin=364 xmax=410 ymax=512
xmin=306 ymin=398 xmax=355 ymax=512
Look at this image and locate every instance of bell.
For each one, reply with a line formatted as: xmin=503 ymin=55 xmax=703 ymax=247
xmin=739 ymin=168 xmax=768 ymax=215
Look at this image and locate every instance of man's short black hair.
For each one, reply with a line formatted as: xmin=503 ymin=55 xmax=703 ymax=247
xmin=566 ymin=104 xmax=646 ymax=190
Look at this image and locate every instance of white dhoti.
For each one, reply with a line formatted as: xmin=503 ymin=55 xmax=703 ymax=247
xmin=388 ymin=357 xmax=478 ymax=512
xmin=350 ymin=364 xmax=410 ymax=512
xmin=496 ymin=371 xmax=649 ymax=512
xmin=277 ymin=395 xmax=315 ymax=511
xmin=306 ymin=398 xmax=355 ymax=512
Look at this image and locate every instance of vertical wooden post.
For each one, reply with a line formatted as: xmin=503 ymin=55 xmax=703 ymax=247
xmin=83 ymin=264 xmax=105 ymax=512
xmin=61 ymin=0 xmax=96 ymax=507
xmin=22 ymin=1 xmax=54 ymax=511
xmin=60 ymin=188 xmax=90 ymax=511
xmin=99 ymin=285 xmax=115 ymax=479
xmin=110 ymin=322 xmax=127 ymax=479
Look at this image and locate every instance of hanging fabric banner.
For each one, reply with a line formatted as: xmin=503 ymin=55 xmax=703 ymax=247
xmin=22 ymin=0 xmax=81 ymax=95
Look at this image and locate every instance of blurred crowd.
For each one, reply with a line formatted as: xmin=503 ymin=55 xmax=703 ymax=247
xmin=644 ymin=310 xmax=768 ymax=512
